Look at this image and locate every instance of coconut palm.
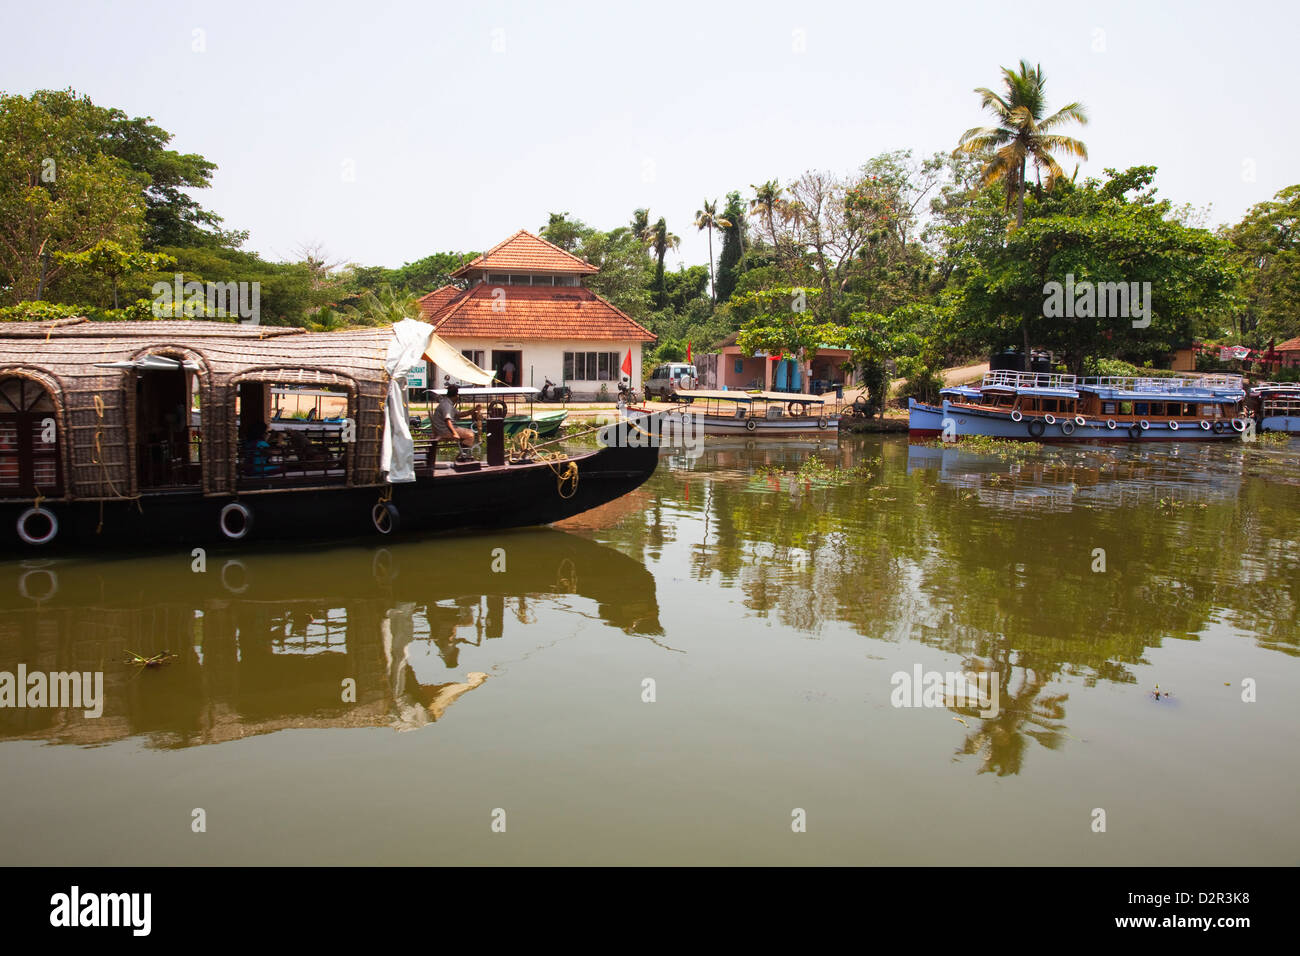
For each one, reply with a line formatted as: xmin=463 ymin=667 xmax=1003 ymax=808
xmin=694 ymin=199 xmax=732 ymax=304
xmin=630 ymin=208 xmax=651 ymax=244
xmin=749 ymin=180 xmax=784 ymax=245
xmin=647 ymin=217 xmax=679 ymax=309
xmin=954 ymin=60 xmax=1088 ymax=227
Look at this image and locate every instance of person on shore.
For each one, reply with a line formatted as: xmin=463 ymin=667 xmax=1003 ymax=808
xmin=434 ymin=384 xmax=476 ymax=460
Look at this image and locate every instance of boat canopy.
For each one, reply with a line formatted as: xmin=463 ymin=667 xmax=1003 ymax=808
xmin=430 ymin=386 xmax=540 ymax=397
xmin=674 ymin=389 xmax=757 ymax=403
xmin=1251 ymin=382 xmax=1300 ymax=396
xmin=674 ymin=389 xmax=831 ymax=404
xmin=753 ymin=391 xmax=828 ymax=403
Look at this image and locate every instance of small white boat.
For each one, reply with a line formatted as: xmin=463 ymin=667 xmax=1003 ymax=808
xmin=1251 ymin=382 xmax=1300 ymax=434
xmin=634 ymin=390 xmax=840 ymax=436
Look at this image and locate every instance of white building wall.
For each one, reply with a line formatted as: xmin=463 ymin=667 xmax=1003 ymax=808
xmin=433 ymin=338 xmax=645 ymax=400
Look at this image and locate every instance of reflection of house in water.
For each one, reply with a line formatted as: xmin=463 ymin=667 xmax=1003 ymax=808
xmin=0 ymin=531 xmax=660 ymax=748
xmin=906 ymin=444 xmax=1243 ymax=513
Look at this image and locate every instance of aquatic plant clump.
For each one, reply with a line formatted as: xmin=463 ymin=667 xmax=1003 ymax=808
xmin=925 ymin=435 xmax=1047 ymax=461
xmin=753 ymin=456 xmax=880 ymax=487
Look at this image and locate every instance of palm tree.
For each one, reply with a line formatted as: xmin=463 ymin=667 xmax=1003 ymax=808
xmin=954 ymin=60 xmax=1088 ymax=227
xmin=749 ymin=180 xmax=782 ymax=241
xmin=647 ymin=217 xmax=679 ymax=310
xmin=630 ymin=208 xmax=651 ymax=244
xmin=694 ymin=199 xmax=732 ymax=304
xmin=346 ymin=284 xmax=421 ymax=327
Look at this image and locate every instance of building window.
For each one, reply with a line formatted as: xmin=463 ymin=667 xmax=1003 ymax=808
xmin=734 ymin=359 xmax=744 ymax=375
xmin=462 ymin=349 xmax=485 ymax=367
xmin=563 ymin=351 xmax=622 ymax=381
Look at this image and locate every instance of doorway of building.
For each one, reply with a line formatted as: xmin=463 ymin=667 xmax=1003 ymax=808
xmin=492 ymin=350 xmax=522 ymax=387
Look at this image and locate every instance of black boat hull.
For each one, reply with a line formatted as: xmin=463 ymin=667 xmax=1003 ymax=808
xmin=2 ymin=440 xmax=660 ymax=554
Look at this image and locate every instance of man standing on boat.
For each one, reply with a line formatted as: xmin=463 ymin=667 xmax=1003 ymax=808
xmin=434 ymin=384 xmax=476 ymax=460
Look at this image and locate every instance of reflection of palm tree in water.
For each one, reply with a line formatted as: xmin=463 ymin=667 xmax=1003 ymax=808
xmin=955 ymin=658 xmax=1069 ymax=776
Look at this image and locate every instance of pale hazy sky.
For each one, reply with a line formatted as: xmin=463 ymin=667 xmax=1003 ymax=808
xmin=2 ymin=0 xmax=1296 ymax=273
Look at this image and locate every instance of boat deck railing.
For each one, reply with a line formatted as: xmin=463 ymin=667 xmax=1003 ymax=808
xmin=1079 ymin=374 xmax=1244 ymax=393
xmin=981 ymin=370 xmax=1078 ymax=389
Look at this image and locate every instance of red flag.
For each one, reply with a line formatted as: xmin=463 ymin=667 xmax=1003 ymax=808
xmin=686 ymin=342 xmax=692 ymax=364
xmin=621 ymin=349 xmax=632 ymax=376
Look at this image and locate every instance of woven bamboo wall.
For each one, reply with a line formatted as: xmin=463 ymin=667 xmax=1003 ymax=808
xmin=0 ymin=320 xmax=394 ymax=501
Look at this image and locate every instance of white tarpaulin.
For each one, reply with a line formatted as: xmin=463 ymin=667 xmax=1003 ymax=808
xmin=381 ymin=319 xmax=491 ymax=483
xmin=424 ymin=334 xmax=494 ymax=387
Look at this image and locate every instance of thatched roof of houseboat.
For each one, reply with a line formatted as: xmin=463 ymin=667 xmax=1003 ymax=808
xmin=0 ymin=319 xmax=394 ymax=498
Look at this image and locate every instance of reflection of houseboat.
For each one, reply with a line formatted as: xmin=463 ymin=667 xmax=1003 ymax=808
xmin=633 ymin=390 xmax=840 ymax=436
xmin=909 ymin=371 xmax=1247 ymax=442
xmin=0 ymin=319 xmax=660 ymax=552
xmin=905 ymin=442 xmax=1243 ymax=512
xmin=0 ymin=531 xmax=662 ymax=747
xmin=1250 ymin=383 xmax=1300 ymax=434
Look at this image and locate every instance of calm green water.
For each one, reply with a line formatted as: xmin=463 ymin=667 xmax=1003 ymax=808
xmin=2 ymin=435 xmax=1298 ymax=865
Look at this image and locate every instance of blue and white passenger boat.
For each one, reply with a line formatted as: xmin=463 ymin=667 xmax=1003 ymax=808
xmin=1251 ymin=383 xmax=1300 ymax=434
xmin=909 ymin=370 xmax=1248 ymax=442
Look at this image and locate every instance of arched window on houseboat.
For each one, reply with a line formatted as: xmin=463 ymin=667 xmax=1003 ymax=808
xmin=0 ymin=377 xmax=62 ymax=497
xmin=234 ymin=375 xmax=353 ymax=488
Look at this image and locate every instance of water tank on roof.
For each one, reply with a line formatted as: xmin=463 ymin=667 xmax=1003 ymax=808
xmin=990 ymin=350 xmax=1025 ymax=372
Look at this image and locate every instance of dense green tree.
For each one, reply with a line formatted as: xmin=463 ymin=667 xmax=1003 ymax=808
xmin=715 ymin=191 xmax=747 ymax=303
xmin=0 ymin=91 xmax=147 ymax=305
xmin=539 ymin=212 xmax=583 ymax=252
xmin=1224 ymin=184 xmax=1300 ymax=345
xmin=3 ymin=90 xmax=234 ymax=250
xmin=947 ymin=166 xmax=1240 ymax=374
xmin=53 ymin=239 xmax=175 ymax=308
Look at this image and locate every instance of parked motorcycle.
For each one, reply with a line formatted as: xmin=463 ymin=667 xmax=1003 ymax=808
xmin=539 ymin=377 xmax=572 ymax=402
xmin=617 ymin=380 xmax=641 ymax=404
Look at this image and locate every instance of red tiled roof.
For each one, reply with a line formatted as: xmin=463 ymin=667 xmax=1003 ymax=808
xmin=451 ymin=230 xmax=599 ymax=277
xmin=422 ymin=283 xmax=655 ymax=342
xmin=1275 ymin=337 xmax=1300 ymax=352
xmin=416 ymin=285 xmax=462 ymax=320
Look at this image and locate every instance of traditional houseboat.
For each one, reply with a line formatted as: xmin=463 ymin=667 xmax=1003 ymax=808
xmin=630 ymin=389 xmax=840 ymax=436
xmin=1250 ymin=382 xmax=1300 ymax=434
xmin=909 ymin=370 xmax=1248 ymax=442
xmin=0 ymin=318 xmax=661 ymax=552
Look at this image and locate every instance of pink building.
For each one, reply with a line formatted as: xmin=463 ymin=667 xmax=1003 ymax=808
xmin=699 ymin=332 xmax=855 ymax=394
